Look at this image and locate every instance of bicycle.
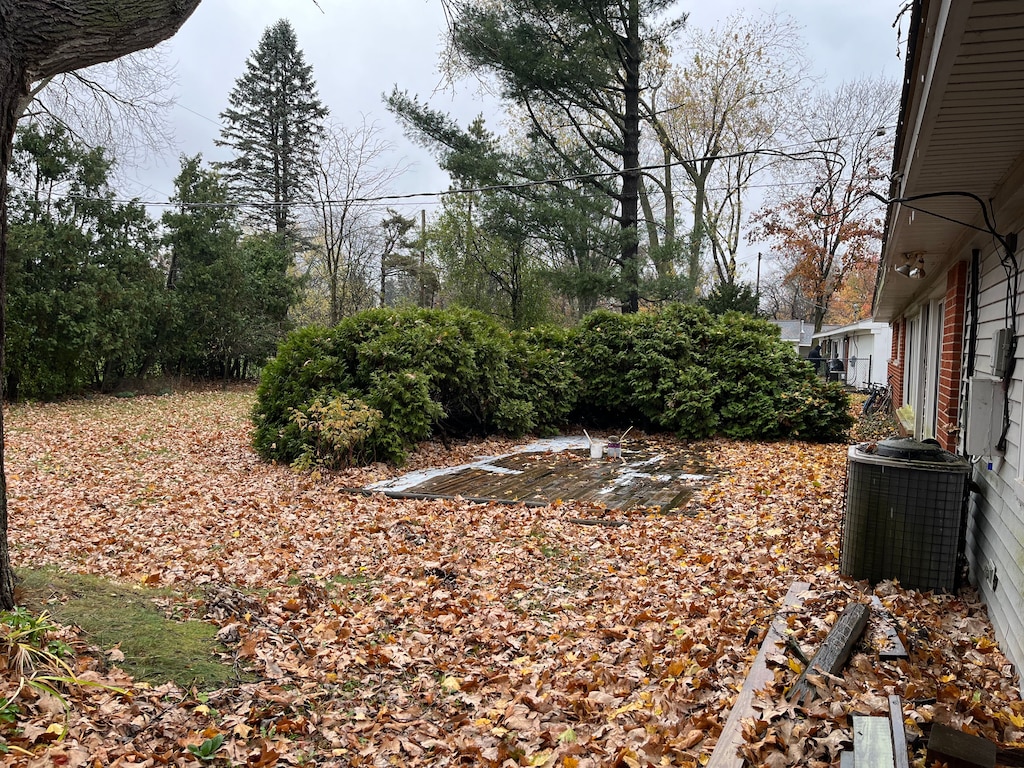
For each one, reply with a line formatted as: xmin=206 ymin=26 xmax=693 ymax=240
xmin=862 ymin=380 xmax=893 ymax=416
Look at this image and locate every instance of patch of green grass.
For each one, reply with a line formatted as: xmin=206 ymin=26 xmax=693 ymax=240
xmin=328 ymin=574 xmax=370 ymax=587
xmin=16 ymin=567 xmax=237 ymax=690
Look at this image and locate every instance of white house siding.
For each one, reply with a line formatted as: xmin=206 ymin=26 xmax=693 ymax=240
xmin=966 ymin=480 xmax=1024 ymax=678
xmin=870 ymin=0 xmax=1024 ymax=694
xmin=963 ymin=232 xmax=1024 ymax=678
xmin=812 ymin=322 xmax=892 ymax=389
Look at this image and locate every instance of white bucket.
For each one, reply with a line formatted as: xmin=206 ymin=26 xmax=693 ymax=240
xmin=589 ymin=440 xmax=605 ymax=459
xmin=606 ymin=442 xmax=622 ymax=458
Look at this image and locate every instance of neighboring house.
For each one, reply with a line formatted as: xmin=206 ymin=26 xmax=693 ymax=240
xmin=767 ymin=319 xmax=823 ymax=358
xmin=812 ymin=321 xmax=892 ymax=389
xmin=873 ymin=0 xmax=1024 ymax=686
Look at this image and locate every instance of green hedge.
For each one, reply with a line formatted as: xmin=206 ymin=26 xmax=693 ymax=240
xmin=567 ymin=306 xmax=851 ymax=441
xmin=252 ymin=305 xmax=852 ymax=467
xmin=252 ymin=307 xmax=571 ymax=466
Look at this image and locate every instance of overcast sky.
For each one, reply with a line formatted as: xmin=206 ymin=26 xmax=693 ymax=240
xmin=125 ymin=0 xmax=907 ymax=223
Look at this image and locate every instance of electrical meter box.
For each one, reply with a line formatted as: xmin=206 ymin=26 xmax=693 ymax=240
xmin=966 ymin=377 xmax=1003 ymax=456
xmin=992 ymin=327 xmax=1013 ymax=378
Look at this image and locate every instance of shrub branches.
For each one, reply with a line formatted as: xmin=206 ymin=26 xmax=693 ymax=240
xmin=252 ymin=306 xmax=851 ymax=467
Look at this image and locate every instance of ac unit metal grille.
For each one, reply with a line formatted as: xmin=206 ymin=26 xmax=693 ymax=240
xmin=841 ymin=446 xmax=969 ymax=592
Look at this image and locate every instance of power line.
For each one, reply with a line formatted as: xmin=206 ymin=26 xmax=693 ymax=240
xmin=10 ymin=142 xmax=872 ymax=211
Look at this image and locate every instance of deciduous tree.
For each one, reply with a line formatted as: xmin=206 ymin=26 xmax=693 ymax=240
xmin=18 ymin=49 xmax=178 ymax=168
xmin=751 ymin=77 xmax=897 ymax=332
xmin=306 ymin=119 xmax=407 ymax=324
xmin=0 ymin=0 xmax=204 ymax=610
xmin=653 ymin=12 xmax=808 ymax=291
xmin=430 ymin=191 xmax=551 ymax=329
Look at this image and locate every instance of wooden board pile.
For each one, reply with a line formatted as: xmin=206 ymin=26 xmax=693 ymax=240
xmin=709 ymin=581 xmax=1014 ymax=768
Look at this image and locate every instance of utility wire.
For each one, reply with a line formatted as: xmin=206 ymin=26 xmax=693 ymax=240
xmin=12 ymin=143 xmax=860 ymax=211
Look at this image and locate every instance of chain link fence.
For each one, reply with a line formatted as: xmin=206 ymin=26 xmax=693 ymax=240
xmin=809 ymin=355 xmax=877 ymax=390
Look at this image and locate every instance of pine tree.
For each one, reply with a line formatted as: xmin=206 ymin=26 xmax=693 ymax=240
xmin=217 ymin=19 xmax=327 ymax=237
xmin=398 ymin=0 xmax=685 ymax=313
xmin=162 ymin=156 xmax=298 ymax=378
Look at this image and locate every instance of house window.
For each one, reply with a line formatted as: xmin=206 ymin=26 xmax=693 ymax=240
xmin=904 ymin=315 xmax=918 ymax=416
xmin=922 ymin=299 xmax=944 ymax=440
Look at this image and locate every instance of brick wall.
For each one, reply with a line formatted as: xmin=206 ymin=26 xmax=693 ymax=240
xmin=937 ymin=261 xmax=968 ymax=451
xmin=888 ymin=318 xmax=905 ymax=406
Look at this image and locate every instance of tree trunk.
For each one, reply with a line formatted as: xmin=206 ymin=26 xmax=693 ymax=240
xmin=686 ymin=164 xmax=711 ymax=299
xmin=6 ymin=1 xmax=201 ymax=94
xmin=329 ymin=271 xmax=339 ymax=325
xmin=620 ymin=0 xmax=642 ymax=314
xmin=0 ymin=0 xmax=203 ymax=610
xmin=0 ymin=68 xmax=20 ymax=610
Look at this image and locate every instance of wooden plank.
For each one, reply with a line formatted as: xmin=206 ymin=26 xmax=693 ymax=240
xmin=661 ymin=486 xmax=697 ymax=512
xmin=927 ymin=723 xmax=997 ymax=768
xmin=839 ymin=750 xmax=856 ymax=768
xmin=413 ymin=467 xmax=492 ymax=494
xmin=361 ymin=441 xmax=711 ymax=512
xmin=476 ymin=468 xmax=549 ymax=499
xmin=706 ymin=581 xmax=810 ymax=768
xmin=853 ymin=716 xmax=896 ymax=768
xmin=996 ymin=744 xmax=1024 ymax=767
xmin=872 ymin=596 xmax=909 ymax=660
xmin=341 ymin=487 xmax=549 ymax=508
xmin=788 ymin=603 xmax=870 ymax=705
xmin=889 ymin=695 xmax=910 ymax=768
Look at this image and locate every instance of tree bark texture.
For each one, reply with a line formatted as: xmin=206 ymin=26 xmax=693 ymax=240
xmin=619 ymin=0 xmax=642 ymax=314
xmin=3 ymin=0 xmax=202 ymax=86
xmin=0 ymin=66 xmax=18 ymax=610
xmin=0 ymin=0 xmax=203 ymax=610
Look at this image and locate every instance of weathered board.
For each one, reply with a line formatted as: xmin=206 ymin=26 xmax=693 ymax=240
xmin=871 ymin=595 xmax=909 ymax=660
xmin=706 ymin=580 xmax=811 ymax=768
xmin=927 ymin=723 xmax=997 ymax=768
xmin=788 ymin=602 xmax=870 ymax=705
xmin=361 ymin=438 xmax=712 ymax=512
xmin=890 ymin=695 xmax=910 ymax=768
xmin=853 ymin=716 xmax=896 ymax=768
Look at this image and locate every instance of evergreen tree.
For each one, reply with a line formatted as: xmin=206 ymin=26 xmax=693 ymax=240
xmin=161 ymin=154 xmax=242 ymax=376
xmin=699 ymin=282 xmax=760 ymax=316
xmin=430 ymin=191 xmax=551 ymax=329
xmin=161 ymin=156 xmax=299 ymax=378
xmin=400 ymin=0 xmax=685 ymax=313
xmin=386 ymin=105 xmax=617 ymax=320
xmin=6 ymin=122 xmax=164 ymax=399
xmin=216 ymin=19 xmax=327 ymax=237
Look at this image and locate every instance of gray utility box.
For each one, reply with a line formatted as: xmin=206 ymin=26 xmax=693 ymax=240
xmin=841 ymin=438 xmax=970 ymax=592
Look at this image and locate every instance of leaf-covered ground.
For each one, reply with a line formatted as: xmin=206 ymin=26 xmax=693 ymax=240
xmin=3 ymin=389 xmax=1022 ymax=766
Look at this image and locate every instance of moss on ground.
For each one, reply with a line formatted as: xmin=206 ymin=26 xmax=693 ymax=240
xmin=15 ymin=567 xmax=237 ymax=691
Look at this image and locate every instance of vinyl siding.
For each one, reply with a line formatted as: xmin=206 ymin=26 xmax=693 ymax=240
xmin=964 ymin=232 xmax=1024 ymax=679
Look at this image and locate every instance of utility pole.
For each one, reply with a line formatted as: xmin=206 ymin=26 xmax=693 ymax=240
xmin=756 ymin=252 xmax=762 ymax=300
xmin=419 ymin=209 xmax=427 ymax=307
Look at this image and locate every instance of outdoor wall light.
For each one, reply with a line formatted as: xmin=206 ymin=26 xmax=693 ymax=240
xmin=893 ymin=252 xmax=925 ymax=278
xmin=908 ymin=254 xmax=926 ymax=279
xmin=894 ymin=253 xmax=914 ymax=276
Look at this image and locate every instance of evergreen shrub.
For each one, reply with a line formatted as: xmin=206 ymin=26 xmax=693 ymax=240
xmin=252 ymin=305 xmax=852 ymax=468
xmin=252 ymin=307 xmax=560 ymax=466
xmin=565 ymin=305 xmax=851 ymax=441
